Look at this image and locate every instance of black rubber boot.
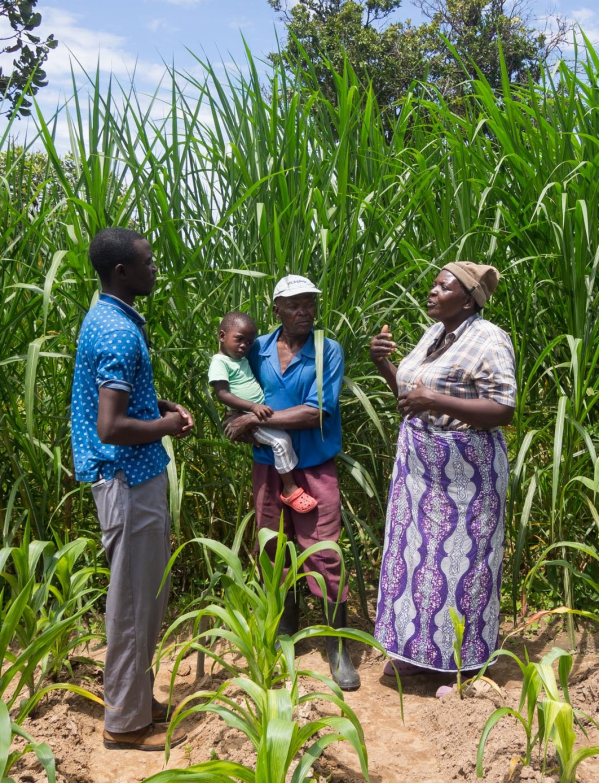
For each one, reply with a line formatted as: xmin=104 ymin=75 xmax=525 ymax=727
xmin=323 ymin=600 xmax=361 ymax=691
xmin=277 ymin=591 xmax=300 ymax=637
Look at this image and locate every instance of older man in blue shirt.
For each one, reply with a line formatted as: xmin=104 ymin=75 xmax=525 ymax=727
xmin=71 ymin=228 xmax=193 ymax=750
xmin=224 ymin=275 xmax=360 ymax=691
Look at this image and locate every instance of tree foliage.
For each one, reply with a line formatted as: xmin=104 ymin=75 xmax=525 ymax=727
xmin=0 ymin=1 xmax=58 ymax=117
xmin=414 ymin=0 xmax=568 ymax=93
xmin=268 ymin=0 xmax=570 ymax=109
xmin=268 ymin=0 xmax=406 ymax=106
xmin=0 ymin=145 xmax=77 ymax=209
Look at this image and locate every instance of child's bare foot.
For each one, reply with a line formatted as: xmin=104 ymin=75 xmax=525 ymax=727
xmin=281 ymin=482 xmax=300 ymax=498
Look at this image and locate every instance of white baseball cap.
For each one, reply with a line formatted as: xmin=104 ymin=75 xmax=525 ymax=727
xmin=273 ymin=274 xmax=321 ymax=299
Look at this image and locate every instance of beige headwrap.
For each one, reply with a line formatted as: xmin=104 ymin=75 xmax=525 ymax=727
xmin=441 ymin=261 xmax=500 ymax=307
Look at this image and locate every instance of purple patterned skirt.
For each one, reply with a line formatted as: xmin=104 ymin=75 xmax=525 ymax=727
xmin=375 ymin=417 xmax=509 ymax=672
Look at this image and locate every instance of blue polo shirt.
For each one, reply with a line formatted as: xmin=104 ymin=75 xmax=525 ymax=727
xmin=71 ymin=293 xmax=169 ymax=486
xmin=248 ymin=328 xmax=343 ymax=468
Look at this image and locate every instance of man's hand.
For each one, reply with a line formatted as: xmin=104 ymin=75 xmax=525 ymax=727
xmin=161 ymin=410 xmax=191 ymax=437
xmin=224 ymin=411 xmax=258 ymax=444
xmin=397 ymin=379 xmax=438 ymax=419
xmin=251 ymin=403 xmax=274 ymax=422
xmin=370 ymin=324 xmax=396 ymax=363
xmin=158 ymin=399 xmax=194 ymax=439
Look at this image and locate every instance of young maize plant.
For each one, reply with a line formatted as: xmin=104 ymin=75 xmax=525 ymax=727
xmin=0 ymin=699 xmax=56 ymax=783
xmin=0 ymin=533 xmax=106 ymax=721
xmin=149 ymin=526 xmax=398 ymax=781
xmin=476 ymin=646 xmax=599 ymax=781
xmin=447 ymin=608 xmax=502 ymax=701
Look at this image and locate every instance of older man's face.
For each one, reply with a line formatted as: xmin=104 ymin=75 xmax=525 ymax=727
xmin=274 ymin=293 xmax=317 ymax=338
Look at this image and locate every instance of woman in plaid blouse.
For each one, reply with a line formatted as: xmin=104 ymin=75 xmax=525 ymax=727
xmin=369 ymin=262 xmax=517 ymax=690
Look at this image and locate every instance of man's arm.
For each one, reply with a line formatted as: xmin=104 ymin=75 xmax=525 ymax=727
xmin=98 ymin=387 xmax=191 ymax=445
xmin=224 ymin=405 xmax=322 ymax=441
xmin=225 ymin=336 xmax=339 ymax=441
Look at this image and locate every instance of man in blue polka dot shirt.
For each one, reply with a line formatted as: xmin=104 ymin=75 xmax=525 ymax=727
xmin=71 ymin=228 xmax=194 ymax=751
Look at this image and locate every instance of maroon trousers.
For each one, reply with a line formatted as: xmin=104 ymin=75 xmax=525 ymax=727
xmin=252 ymin=458 xmax=348 ymax=602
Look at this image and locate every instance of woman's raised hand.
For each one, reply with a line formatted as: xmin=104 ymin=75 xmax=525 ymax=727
xmin=370 ymin=324 xmax=396 ymax=364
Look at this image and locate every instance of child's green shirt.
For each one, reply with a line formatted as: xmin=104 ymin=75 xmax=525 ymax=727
xmin=208 ymin=354 xmax=265 ymax=407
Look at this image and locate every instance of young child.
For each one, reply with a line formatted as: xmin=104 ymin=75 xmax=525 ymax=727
xmin=208 ymin=311 xmax=318 ymax=513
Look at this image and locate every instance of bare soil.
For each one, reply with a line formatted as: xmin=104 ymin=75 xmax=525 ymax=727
xmin=10 ymin=613 xmax=599 ymax=783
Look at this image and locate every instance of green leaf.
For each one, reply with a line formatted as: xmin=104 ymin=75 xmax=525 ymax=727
xmin=562 ymin=746 xmax=599 ymax=782
xmin=0 ymin=700 xmax=11 ymax=778
xmin=551 ymin=395 xmax=568 ymax=526
xmin=256 ymin=718 xmax=296 ymax=783
xmin=477 ymin=708 xmax=529 ymax=777
xmin=24 ymin=337 xmax=46 ymax=439
xmin=314 ymin=329 xmax=324 ymax=436
xmin=42 ymin=250 xmax=68 ymax=331
xmin=142 ymin=760 xmax=255 ymax=782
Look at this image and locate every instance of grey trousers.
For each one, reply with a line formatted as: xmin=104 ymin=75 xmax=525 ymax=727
xmin=92 ymin=470 xmax=171 ymax=732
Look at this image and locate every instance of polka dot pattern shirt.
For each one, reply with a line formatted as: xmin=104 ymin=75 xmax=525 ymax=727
xmin=71 ymin=293 xmax=169 ymax=486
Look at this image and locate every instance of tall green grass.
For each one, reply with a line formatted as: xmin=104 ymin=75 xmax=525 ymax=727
xmin=1 ymin=36 xmax=598 ymax=618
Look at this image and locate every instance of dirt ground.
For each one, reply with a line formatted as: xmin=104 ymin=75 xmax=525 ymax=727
xmin=10 ymin=612 xmax=599 ymax=783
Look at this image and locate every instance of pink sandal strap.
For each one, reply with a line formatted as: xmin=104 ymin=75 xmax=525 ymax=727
xmin=281 ymin=487 xmax=304 ymax=504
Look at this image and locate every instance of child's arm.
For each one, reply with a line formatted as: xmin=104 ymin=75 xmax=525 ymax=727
xmin=211 ymin=381 xmax=274 ymax=422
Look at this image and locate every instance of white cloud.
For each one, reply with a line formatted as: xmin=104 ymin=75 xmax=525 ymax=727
xmin=0 ymin=6 xmax=173 ymax=152
xmin=570 ymin=6 xmax=599 ymax=43
xmin=534 ymin=5 xmax=599 ymax=53
xmin=148 ymin=0 xmax=206 ymax=6
xmin=146 ymin=17 xmax=180 ymax=33
xmin=228 ymin=16 xmax=254 ymax=30
xmin=37 ymin=7 xmax=166 ymax=84
xmin=571 ymin=7 xmax=596 ymax=24
xmin=147 ymin=18 xmax=166 ymax=32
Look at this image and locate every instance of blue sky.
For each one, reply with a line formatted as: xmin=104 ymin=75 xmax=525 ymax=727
xmin=2 ymin=0 xmax=599 ymax=145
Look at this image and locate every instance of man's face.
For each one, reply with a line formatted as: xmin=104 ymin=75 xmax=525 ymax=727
xmin=122 ymin=239 xmax=158 ymax=296
xmin=274 ymin=293 xmax=317 ymax=338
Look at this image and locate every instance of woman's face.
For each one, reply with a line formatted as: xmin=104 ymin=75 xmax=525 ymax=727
xmin=427 ymin=270 xmax=472 ymax=323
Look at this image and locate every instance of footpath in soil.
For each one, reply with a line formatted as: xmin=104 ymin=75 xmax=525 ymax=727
xmin=10 ymin=615 xmax=599 ymax=783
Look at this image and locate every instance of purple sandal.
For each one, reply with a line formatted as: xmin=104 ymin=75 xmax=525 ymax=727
xmin=383 ymin=659 xmax=424 ymax=677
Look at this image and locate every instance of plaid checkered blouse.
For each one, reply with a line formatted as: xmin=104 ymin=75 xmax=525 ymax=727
xmin=395 ymin=313 xmax=517 ymax=431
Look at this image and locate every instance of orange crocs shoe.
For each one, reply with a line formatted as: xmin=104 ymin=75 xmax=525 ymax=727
xmin=281 ymin=487 xmax=318 ymax=513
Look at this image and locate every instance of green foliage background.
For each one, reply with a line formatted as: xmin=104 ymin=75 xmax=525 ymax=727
xmin=268 ymin=0 xmax=564 ymax=111
xmin=0 ymin=1 xmax=58 ymax=117
xmin=1 ymin=39 xmax=598 ymax=619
